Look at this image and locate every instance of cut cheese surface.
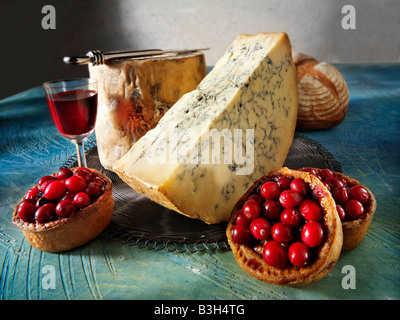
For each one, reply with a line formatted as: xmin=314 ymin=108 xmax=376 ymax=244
xmin=89 ymin=52 xmax=206 ymax=170
xmin=113 ymin=32 xmax=298 ymax=224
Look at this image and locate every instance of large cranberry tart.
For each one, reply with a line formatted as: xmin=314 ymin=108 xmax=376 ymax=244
xmin=12 ymin=167 xmax=114 ymax=252
xmin=226 ymin=167 xmax=343 ymax=287
xmin=299 ymin=167 xmax=376 ymax=250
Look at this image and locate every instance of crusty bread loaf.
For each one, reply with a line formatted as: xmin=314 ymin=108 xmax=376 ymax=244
xmin=293 ymin=53 xmax=349 ymax=130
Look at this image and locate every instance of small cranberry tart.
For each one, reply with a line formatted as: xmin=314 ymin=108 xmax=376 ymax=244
xmin=299 ymin=167 xmax=376 ymax=250
xmin=12 ymin=167 xmax=114 ymax=252
xmin=226 ymin=167 xmax=343 ymax=287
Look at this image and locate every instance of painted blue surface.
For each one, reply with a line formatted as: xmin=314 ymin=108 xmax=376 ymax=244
xmin=0 ymin=63 xmax=399 ymax=300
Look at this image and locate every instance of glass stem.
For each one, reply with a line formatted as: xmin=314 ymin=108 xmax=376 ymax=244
xmin=74 ymin=140 xmax=87 ymax=167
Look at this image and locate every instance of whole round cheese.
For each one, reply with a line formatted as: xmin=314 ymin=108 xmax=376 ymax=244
xmin=89 ymin=52 xmax=206 ymax=170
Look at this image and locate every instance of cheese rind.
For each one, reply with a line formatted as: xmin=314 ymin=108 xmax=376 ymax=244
xmin=89 ymin=52 xmax=206 ymax=170
xmin=113 ymin=33 xmax=298 ymax=224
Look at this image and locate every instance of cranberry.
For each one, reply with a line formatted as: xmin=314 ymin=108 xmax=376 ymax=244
xmin=319 ymin=169 xmax=334 ymax=180
xmin=59 ymin=191 xmax=75 ymax=202
xmin=275 ymin=175 xmax=292 ymax=191
xmin=336 ymin=205 xmax=346 ymax=221
xmin=92 ymin=176 xmax=105 ymax=186
xmin=20 ymin=198 xmax=36 ymax=205
xmin=301 ymin=221 xmax=325 ymax=248
xmin=56 ymin=168 xmax=73 ymax=180
xmin=65 ymin=175 xmax=87 ymax=193
xmin=77 ymin=167 xmax=93 ymax=174
xmin=332 ymin=186 xmax=349 ymax=204
xmin=74 ymin=168 xmax=93 ymax=182
xmin=242 ymin=199 xmax=261 ymax=220
xmin=279 ymin=190 xmax=302 ymax=208
xmin=17 ymin=202 xmax=37 ymax=222
xmin=35 ymin=196 xmax=52 ymax=207
xmin=288 ymin=242 xmax=310 ymax=267
xmin=311 ymin=186 xmax=326 ymax=201
xmin=280 ymin=208 xmax=302 ymax=228
xmin=263 ymin=241 xmax=288 ymax=268
xmin=337 ymin=177 xmax=348 ymax=188
xmin=250 ymin=218 xmax=271 ymax=240
xmin=321 ymin=182 xmax=330 ymax=191
xmin=38 ymin=176 xmax=55 ymax=192
xmin=263 ymin=200 xmax=282 ymax=221
xmin=301 ymin=167 xmax=316 ymax=175
xmin=299 ymin=199 xmax=322 ymax=221
xmin=247 ymin=194 xmax=265 ymax=205
xmin=25 ymin=187 xmax=40 ymax=200
xmin=234 ymin=210 xmax=251 ymax=226
xmin=348 ymin=186 xmax=370 ymax=204
xmin=86 ymin=182 xmax=101 ymax=197
xmin=343 ymin=200 xmax=364 ymax=220
xmin=231 ymin=224 xmax=253 ymax=245
xmin=302 ymin=168 xmax=321 ymax=180
xmin=55 ymin=200 xmax=77 ymax=218
xmin=290 ymin=178 xmax=307 ymax=196
xmin=73 ymin=192 xmax=91 ymax=208
xmin=38 ymin=175 xmax=53 ymax=185
xmin=260 ymin=181 xmax=280 ymax=200
xmin=324 ymin=177 xmax=344 ymax=191
xmin=44 ymin=180 xmax=66 ymax=200
xmin=271 ymin=222 xmax=292 ymax=243
xmin=35 ymin=203 xmax=56 ymax=223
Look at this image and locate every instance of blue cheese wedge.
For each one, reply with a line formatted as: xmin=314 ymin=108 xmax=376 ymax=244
xmin=113 ymin=32 xmax=298 ymax=224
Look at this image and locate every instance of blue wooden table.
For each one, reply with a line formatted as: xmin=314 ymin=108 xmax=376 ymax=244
xmin=0 ymin=63 xmax=399 ymax=301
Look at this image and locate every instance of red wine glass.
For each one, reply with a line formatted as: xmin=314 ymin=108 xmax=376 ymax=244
xmin=43 ymin=78 xmax=98 ymax=167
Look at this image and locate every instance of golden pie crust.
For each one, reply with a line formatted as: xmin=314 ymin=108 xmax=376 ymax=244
xmin=301 ymin=168 xmax=376 ymax=250
xmin=226 ymin=167 xmax=343 ymax=287
xmin=12 ymin=168 xmax=114 ymax=252
xmin=329 ymin=171 xmax=376 ymax=250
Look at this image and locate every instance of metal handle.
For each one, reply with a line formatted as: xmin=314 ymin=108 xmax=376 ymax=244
xmin=63 ymin=48 xmax=209 ymax=66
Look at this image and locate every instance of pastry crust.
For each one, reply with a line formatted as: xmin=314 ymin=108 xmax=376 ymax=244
xmin=12 ymin=168 xmax=114 ymax=252
xmin=301 ymin=168 xmax=376 ymax=250
xmin=226 ymin=167 xmax=343 ymax=287
xmin=330 ymin=171 xmax=376 ymax=250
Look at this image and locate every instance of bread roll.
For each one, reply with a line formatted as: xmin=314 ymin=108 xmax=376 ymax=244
xmin=293 ymin=53 xmax=349 ymax=130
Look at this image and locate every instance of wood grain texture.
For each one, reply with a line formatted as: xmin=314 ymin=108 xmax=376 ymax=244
xmin=0 ymin=63 xmax=399 ymax=300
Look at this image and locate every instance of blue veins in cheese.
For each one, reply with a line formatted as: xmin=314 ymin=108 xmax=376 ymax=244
xmin=113 ymin=32 xmax=298 ymax=224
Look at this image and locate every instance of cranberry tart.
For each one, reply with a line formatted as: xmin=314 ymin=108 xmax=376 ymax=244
xmin=226 ymin=167 xmax=343 ymax=287
xmin=12 ymin=167 xmax=114 ymax=252
xmin=299 ymin=167 xmax=376 ymax=250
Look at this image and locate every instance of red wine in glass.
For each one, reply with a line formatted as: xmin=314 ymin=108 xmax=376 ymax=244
xmin=43 ymin=79 xmax=98 ymax=167
xmin=46 ymin=89 xmax=97 ymax=139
